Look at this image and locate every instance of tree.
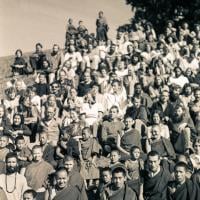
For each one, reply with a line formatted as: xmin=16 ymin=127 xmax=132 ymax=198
xmin=125 ymin=0 xmax=200 ymax=31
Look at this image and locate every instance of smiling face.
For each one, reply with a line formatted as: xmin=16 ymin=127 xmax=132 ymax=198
xmin=151 ymin=126 xmax=161 ymax=140
xmin=56 ymin=170 xmax=69 ymax=189
xmin=13 ymin=114 xmax=22 ymax=125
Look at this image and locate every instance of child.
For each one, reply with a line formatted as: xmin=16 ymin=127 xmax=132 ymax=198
xmin=99 ymin=167 xmax=112 ymax=188
xmin=23 ymin=189 xmax=37 ymax=200
xmin=109 ymin=149 xmax=124 ymax=170
xmin=14 ymin=136 xmax=32 ymax=174
xmin=79 ymin=127 xmax=101 ymax=188
xmin=190 ymin=137 xmax=200 ymax=171
xmin=55 ymin=127 xmax=79 ymax=163
xmin=0 ymin=135 xmax=10 ymax=161
xmin=97 ymin=167 xmax=112 ymax=199
xmin=125 ymin=146 xmax=144 ymax=196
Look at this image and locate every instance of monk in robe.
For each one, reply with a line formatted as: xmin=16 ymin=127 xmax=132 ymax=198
xmin=63 ymin=156 xmax=88 ymax=200
xmin=39 ymin=131 xmax=57 ymax=168
xmin=79 ymin=127 xmax=101 ymax=187
xmin=117 ymin=116 xmax=142 ymax=160
xmin=99 ymin=166 xmax=137 ymax=200
xmin=167 ymin=162 xmax=200 ymax=200
xmin=140 ymin=151 xmax=172 ymax=200
xmin=25 ymin=145 xmax=54 ymax=199
xmin=45 ymin=167 xmax=81 ymax=200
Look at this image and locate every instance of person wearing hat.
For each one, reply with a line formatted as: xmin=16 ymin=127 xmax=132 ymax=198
xmin=99 ymin=166 xmax=137 ymax=200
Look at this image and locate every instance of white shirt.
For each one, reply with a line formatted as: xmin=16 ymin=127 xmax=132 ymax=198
xmin=0 ymin=173 xmax=29 ymax=200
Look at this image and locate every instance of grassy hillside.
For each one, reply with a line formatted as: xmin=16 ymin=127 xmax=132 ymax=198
xmin=0 ymin=50 xmax=50 ymax=99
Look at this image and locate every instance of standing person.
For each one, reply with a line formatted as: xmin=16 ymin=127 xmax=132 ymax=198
xmin=79 ymin=127 xmax=101 ymax=188
xmin=167 ymin=162 xmax=200 ymax=200
xmin=140 ymin=151 xmax=172 ymax=200
xmin=125 ymin=146 xmax=144 ymax=196
xmin=48 ymin=44 xmax=64 ymax=81
xmin=63 ymin=156 xmax=88 ymax=200
xmin=25 ymin=145 xmax=54 ymax=199
xmin=44 ymin=167 xmax=81 ymax=200
xmin=99 ymin=166 xmax=138 ymax=200
xmin=96 ymin=11 xmax=109 ymax=42
xmin=0 ymin=152 xmax=28 ymax=200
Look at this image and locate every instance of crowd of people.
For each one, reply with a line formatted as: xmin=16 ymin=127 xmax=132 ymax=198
xmin=1 ymin=9 xmax=200 ymax=200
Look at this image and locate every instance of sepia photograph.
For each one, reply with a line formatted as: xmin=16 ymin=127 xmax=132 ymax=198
xmin=0 ymin=0 xmax=200 ymax=199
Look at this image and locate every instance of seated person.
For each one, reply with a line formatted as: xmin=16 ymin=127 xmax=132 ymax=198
xmin=39 ymin=131 xmax=56 ymax=168
xmin=55 ymin=127 xmax=79 ymax=163
xmin=29 ymin=43 xmax=46 ymax=72
xmin=101 ymin=106 xmax=125 ymax=153
xmin=117 ymin=116 xmax=142 ymax=158
xmin=125 ymin=97 xmax=148 ymax=124
xmin=168 ymin=104 xmax=196 ymax=154
xmin=146 ymin=125 xmax=176 ymax=160
xmin=11 ymin=49 xmax=28 ymax=76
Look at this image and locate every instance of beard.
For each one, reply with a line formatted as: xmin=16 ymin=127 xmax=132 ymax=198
xmin=6 ymin=166 xmax=18 ymax=174
xmin=173 ymin=115 xmax=183 ymax=123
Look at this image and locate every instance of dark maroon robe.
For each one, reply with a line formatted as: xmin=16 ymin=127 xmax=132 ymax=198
xmin=53 ymin=185 xmax=81 ymax=200
xmin=167 ymin=179 xmax=200 ymax=200
xmin=142 ymin=167 xmax=172 ymax=200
